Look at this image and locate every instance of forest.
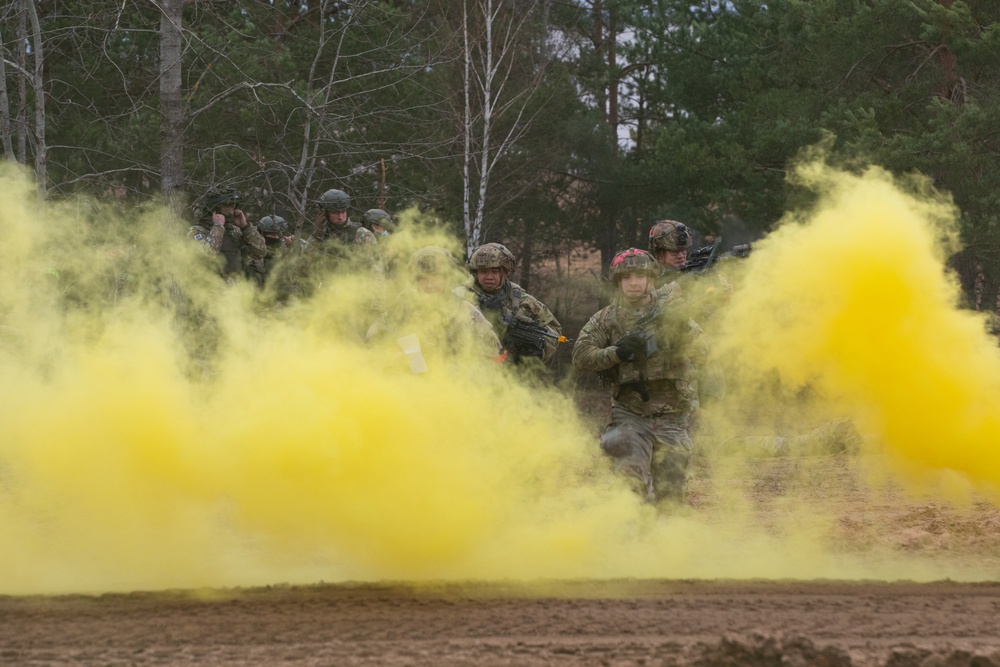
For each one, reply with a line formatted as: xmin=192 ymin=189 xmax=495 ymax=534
xmin=3 ymin=0 xmax=1000 ymax=307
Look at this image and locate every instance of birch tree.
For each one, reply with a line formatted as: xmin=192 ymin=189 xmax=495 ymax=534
xmin=458 ymin=0 xmax=553 ymax=254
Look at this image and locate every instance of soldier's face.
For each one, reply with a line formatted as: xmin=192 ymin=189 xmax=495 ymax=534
xmin=655 ymin=248 xmax=687 ymax=269
xmin=619 ymin=271 xmax=654 ymax=301
xmin=416 ymin=273 xmax=446 ymax=294
xmin=326 ymin=210 xmax=348 ymax=226
xmin=217 ymin=203 xmax=236 ymax=218
xmin=476 ymin=267 xmax=506 ymax=292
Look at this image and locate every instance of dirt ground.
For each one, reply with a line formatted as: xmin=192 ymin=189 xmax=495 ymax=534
xmin=4 ymin=419 xmax=1000 ymax=666
xmin=4 ymin=578 xmax=1000 ymax=666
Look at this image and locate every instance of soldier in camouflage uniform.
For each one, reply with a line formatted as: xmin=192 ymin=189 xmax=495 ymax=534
xmin=572 ymin=248 xmax=705 ymax=505
xmin=464 ymin=243 xmax=563 ymax=364
xmin=244 ymin=215 xmax=289 ymax=288
xmin=310 ymin=188 xmax=376 ymax=247
xmin=188 ymin=190 xmax=266 ymax=280
xmin=647 ymin=219 xmax=692 ymax=298
xmin=651 ymin=219 xmax=736 ymax=337
xmin=361 ymin=208 xmax=397 ymax=238
xmin=367 ymin=246 xmax=501 ymax=359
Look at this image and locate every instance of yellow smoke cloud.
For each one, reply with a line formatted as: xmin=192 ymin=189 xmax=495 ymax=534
xmin=0 ymin=159 xmax=998 ymax=596
xmin=713 ymin=161 xmax=1000 ymax=500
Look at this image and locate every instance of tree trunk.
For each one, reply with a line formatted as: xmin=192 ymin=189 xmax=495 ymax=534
xmin=159 ymin=0 xmax=185 ymax=208
xmin=24 ymin=0 xmax=45 ymax=196
xmin=16 ymin=0 xmax=27 ymax=164
xmin=0 ymin=22 xmax=14 ymax=160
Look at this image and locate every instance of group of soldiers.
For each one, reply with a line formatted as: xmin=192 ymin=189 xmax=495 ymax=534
xmin=186 ymin=189 xmax=822 ymax=510
xmin=188 ymin=187 xmax=397 ymax=289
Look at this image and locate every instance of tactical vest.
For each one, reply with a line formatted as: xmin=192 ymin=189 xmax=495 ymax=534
xmin=327 ymin=220 xmax=364 ymax=244
xmin=473 ymin=281 xmax=523 ymax=323
xmin=219 ymin=227 xmax=244 ymax=276
xmin=607 ymin=298 xmax=695 ymax=386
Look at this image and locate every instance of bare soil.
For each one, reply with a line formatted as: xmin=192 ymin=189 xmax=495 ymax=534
xmin=4 ymin=578 xmax=1000 ymax=666
xmin=4 ymin=412 xmax=1000 ymax=666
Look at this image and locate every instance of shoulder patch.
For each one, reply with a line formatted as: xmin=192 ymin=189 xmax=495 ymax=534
xmin=193 ymin=233 xmax=205 ymax=241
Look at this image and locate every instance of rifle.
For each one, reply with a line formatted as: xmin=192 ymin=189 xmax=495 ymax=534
xmin=500 ymin=314 xmax=570 ymax=361
xmin=680 ymin=240 xmax=752 ymax=273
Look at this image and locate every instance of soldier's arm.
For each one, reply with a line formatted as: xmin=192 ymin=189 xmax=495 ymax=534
xmin=518 ymin=294 xmax=563 ymax=363
xmin=356 ymin=227 xmax=377 ymax=246
xmin=240 ymin=221 xmax=267 ymax=261
xmin=188 ymin=223 xmax=225 ymax=253
xmin=310 ymin=212 xmax=327 ymax=242
xmin=572 ymin=312 xmax=621 ymax=372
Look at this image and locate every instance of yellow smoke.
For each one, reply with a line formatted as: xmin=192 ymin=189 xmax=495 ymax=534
xmin=712 ymin=161 xmax=1000 ymax=500
xmin=0 ymin=159 xmax=998 ymax=596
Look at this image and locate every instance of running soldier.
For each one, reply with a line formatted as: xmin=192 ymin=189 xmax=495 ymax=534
xmin=464 ymin=243 xmax=563 ymax=364
xmin=367 ymin=246 xmax=501 ymax=361
xmin=572 ymin=248 xmax=705 ymax=506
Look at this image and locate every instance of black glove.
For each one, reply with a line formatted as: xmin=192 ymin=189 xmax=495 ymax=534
xmin=614 ymin=332 xmax=647 ymax=362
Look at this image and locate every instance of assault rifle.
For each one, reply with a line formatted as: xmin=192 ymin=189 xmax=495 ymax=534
xmin=501 ymin=314 xmax=570 ymax=361
xmin=680 ymin=239 xmax=752 ymax=273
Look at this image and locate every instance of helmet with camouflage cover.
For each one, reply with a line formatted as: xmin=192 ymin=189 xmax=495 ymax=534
xmin=203 ymin=188 xmax=241 ymax=212
xmin=467 ymin=242 xmax=516 ymax=274
xmin=361 ymin=208 xmax=396 ymax=232
xmin=648 ymin=219 xmax=693 ymax=253
xmin=408 ymin=246 xmax=461 ymax=276
xmin=609 ymin=248 xmax=659 ymax=282
xmin=257 ymin=215 xmax=286 ymax=236
xmin=318 ymin=188 xmax=350 ymax=212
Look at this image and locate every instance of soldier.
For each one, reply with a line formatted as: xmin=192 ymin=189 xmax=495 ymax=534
xmin=188 ymin=190 xmax=266 ymax=280
xmin=646 ymin=219 xmax=693 ymax=300
xmin=572 ymin=248 xmax=705 ymax=506
xmin=361 ymin=208 xmax=397 ymax=238
xmin=367 ymin=246 xmax=501 ymax=361
xmin=244 ymin=215 xmax=288 ymax=287
xmin=649 ymin=218 xmax=734 ymax=321
xmin=311 ymin=188 xmax=376 ymax=247
xmin=464 ymin=242 xmax=563 ymax=364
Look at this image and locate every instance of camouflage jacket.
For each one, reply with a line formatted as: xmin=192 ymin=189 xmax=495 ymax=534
xmin=572 ymin=292 xmax=704 ymax=416
xmin=367 ymin=289 xmax=501 ymax=359
xmin=188 ymin=220 xmax=266 ymax=277
xmin=311 ymin=218 xmax=376 ymax=247
xmin=467 ymin=280 xmax=562 ymax=363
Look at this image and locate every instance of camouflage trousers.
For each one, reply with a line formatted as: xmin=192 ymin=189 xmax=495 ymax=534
xmin=600 ymin=405 xmax=693 ymax=504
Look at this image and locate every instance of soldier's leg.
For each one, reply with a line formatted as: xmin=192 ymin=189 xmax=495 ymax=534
xmin=650 ymin=414 xmax=694 ymax=504
xmin=600 ymin=407 xmax=656 ymax=502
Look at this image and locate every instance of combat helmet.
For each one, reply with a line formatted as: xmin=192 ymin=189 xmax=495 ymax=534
xmin=318 ymin=188 xmax=350 ymax=212
xmin=609 ymin=248 xmax=659 ymax=282
xmin=361 ymin=208 xmax=396 ymax=232
xmin=408 ymin=246 xmax=461 ymax=276
xmin=467 ymin=242 xmax=516 ymax=273
xmin=648 ymin=219 xmax=693 ymax=253
xmin=203 ymin=188 xmax=241 ymax=212
xmin=257 ymin=215 xmax=286 ymax=236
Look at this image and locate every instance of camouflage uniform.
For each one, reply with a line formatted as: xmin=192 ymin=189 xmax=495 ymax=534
xmin=188 ymin=192 xmax=266 ymax=279
xmin=573 ymin=249 xmax=704 ymax=503
xmin=465 ymin=243 xmax=563 ymax=364
xmin=245 ymin=215 xmax=295 ymax=294
xmin=312 ymin=216 xmax=376 ymax=247
xmin=361 ymin=208 xmax=397 ymax=238
xmin=293 ymin=189 xmax=382 ymax=298
xmin=368 ymin=246 xmax=501 ymax=359
xmin=648 ymin=219 xmax=732 ymax=317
